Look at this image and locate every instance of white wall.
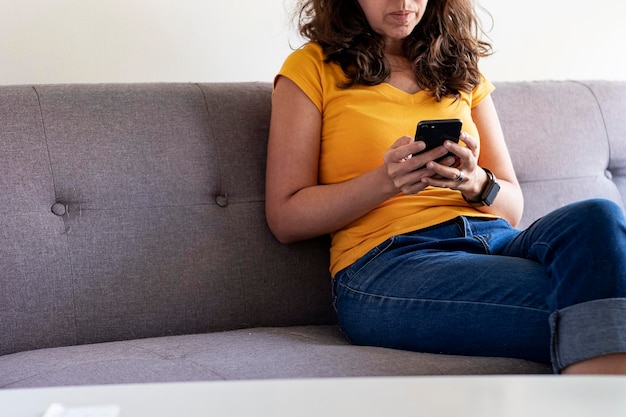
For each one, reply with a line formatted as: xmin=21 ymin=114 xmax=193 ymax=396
xmin=0 ymin=0 xmax=624 ymax=85
xmin=479 ymin=1 xmax=626 ymax=81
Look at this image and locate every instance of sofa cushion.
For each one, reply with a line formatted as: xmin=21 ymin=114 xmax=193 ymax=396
xmin=492 ymin=81 xmax=625 ymax=229
xmin=0 ymin=325 xmax=550 ymax=388
xmin=2 ymin=81 xmax=623 ymax=386
xmin=585 ymin=81 xmax=626 ymax=201
xmin=0 ymin=83 xmax=336 ymax=357
xmin=0 ymin=87 xmax=78 ymax=355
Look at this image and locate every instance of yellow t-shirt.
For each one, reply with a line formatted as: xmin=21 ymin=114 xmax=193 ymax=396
xmin=277 ymin=42 xmax=497 ymax=276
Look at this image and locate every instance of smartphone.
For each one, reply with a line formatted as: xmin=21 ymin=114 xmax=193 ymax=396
xmin=412 ymin=118 xmax=463 ymax=160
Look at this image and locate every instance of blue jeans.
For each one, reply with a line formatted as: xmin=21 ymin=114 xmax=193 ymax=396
xmin=332 ymin=199 xmax=626 ymax=373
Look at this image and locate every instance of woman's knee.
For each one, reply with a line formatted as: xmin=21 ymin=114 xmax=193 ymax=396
xmin=579 ymin=198 xmax=623 ymax=216
xmin=559 ymin=199 xmax=625 ymax=235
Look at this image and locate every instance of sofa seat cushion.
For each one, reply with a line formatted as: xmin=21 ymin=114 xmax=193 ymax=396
xmin=0 ymin=325 xmax=550 ymax=388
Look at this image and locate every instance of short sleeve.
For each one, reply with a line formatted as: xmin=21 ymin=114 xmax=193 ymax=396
xmin=471 ymin=73 xmax=495 ymax=108
xmin=276 ymin=43 xmax=326 ymax=112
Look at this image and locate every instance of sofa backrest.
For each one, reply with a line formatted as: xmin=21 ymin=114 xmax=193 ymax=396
xmin=492 ymin=81 xmax=626 ymax=228
xmin=0 ymin=83 xmax=335 ymax=357
xmin=1 ymin=81 xmax=625 ymax=357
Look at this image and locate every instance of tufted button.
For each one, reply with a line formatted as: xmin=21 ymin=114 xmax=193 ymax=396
xmin=605 ymin=170 xmax=613 ymax=180
xmin=215 ymin=195 xmax=229 ymax=208
xmin=51 ymin=202 xmax=67 ymax=216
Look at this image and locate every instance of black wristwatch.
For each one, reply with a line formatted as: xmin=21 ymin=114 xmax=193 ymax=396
xmin=462 ymin=167 xmax=500 ymax=207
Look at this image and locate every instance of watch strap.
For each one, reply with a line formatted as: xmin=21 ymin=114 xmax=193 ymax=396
xmin=462 ymin=167 xmax=500 ymax=207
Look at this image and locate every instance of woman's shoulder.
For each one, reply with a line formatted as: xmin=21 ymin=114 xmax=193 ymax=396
xmin=283 ymin=42 xmax=326 ymax=66
xmin=300 ymin=41 xmax=324 ymax=55
xmin=279 ymin=42 xmax=342 ymax=86
xmin=469 ymin=73 xmax=495 ymax=107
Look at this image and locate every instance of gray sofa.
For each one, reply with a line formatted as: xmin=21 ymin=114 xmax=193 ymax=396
xmin=1 ymin=81 xmax=624 ymax=389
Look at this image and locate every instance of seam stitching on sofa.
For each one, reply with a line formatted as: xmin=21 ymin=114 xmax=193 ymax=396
xmin=122 ymin=341 xmax=229 ymax=380
xmin=224 ymin=203 xmax=250 ymax=324
xmin=195 ymin=83 xmax=250 ymax=325
xmin=121 ymin=342 xmax=175 ymax=360
xmin=572 ymin=81 xmax=612 ymax=168
xmin=33 ymin=86 xmax=80 ymax=348
xmin=61 ymin=198 xmax=264 ymax=212
xmin=0 ymin=365 xmax=78 ymax=389
xmin=32 ymin=86 xmax=59 ymax=198
xmin=180 ymin=358 xmax=229 ymax=381
xmin=0 ymin=358 xmax=227 ymax=388
xmin=194 ymin=83 xmax=224 ymax=198
xmin=0 ymin=340 xmax=226 ymax=388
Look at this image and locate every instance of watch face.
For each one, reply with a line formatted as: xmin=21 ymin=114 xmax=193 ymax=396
xmin=483 ymin=181 xmax=501 ymax=206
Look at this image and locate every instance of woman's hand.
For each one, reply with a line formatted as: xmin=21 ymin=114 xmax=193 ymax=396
xmin=383 ymin=136 xmax=456 ymax=195
xmin=419 ymin=132 xmax=487 ymax=200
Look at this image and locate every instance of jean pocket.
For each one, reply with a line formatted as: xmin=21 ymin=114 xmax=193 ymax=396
xmin=339 ymin=236 xmax=397 ymax=286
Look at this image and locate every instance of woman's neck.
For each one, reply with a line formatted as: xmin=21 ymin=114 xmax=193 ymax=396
xmin=385 ymin=57 xmax=420 ymax=94
xmin=383 ymin=39 xmax=405 ymax=57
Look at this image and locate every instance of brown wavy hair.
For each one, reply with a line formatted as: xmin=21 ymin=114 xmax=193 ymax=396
xmin=296 ymin=0 xmax=493 ymax=101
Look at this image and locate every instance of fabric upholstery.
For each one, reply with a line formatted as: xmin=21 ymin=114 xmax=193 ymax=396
xmin=492 ymin=81 xmax=624 ymax=229
xmin=0 ymin=326 xmax=550 ymax=389
xmin=1 ymin=81 xmax=624 ymax=387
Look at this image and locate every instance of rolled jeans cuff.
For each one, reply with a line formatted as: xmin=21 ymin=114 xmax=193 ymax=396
xmin=550 ymin=298 xmax=626 ymax=373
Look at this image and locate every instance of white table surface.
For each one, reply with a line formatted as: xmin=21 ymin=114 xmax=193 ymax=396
xmin=2 ymin=376 xmax=626 ymax=417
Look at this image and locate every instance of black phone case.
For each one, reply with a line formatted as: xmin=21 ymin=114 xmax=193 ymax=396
xmin=415 ymin=119 xmax=462 ymax=149
xmin=413 ymin=119 xmax=462 ymax=159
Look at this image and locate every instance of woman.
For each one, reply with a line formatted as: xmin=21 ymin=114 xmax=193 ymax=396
xmin=265 ymin=0 xmax=626 ymax=374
